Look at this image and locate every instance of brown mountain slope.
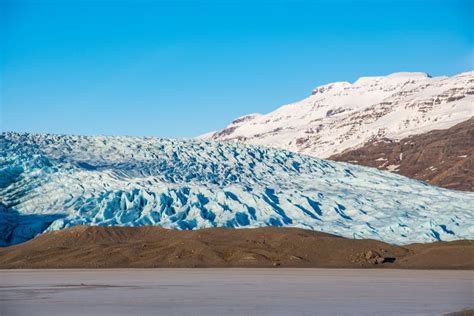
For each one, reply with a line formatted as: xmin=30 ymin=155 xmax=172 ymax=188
xmin=330 ymin=117 xmax=474 ymax=191
xmin=0 ymin=226 xmax=472 ymax=269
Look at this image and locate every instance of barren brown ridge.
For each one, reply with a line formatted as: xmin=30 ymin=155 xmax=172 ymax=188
xmin=0 ymin=226 xmax=472 ymax=269
xmin=331 ymin=117 xmax=474 ymax=191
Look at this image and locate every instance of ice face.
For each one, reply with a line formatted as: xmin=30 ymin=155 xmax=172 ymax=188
xmin=1 ymin=132 xmax=473 ymax=246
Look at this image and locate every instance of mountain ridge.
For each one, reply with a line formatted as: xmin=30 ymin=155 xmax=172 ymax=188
xmin=1 ymin=226 xmax=472 ymax=269
xmin=203 ymin=71 xmax=473 ymax=159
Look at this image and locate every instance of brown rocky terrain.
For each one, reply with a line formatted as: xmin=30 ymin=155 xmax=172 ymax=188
xmin=0 ymin=226 xmax=472 ymax=269
xmin=330 ymin=117 xmax=474 ymax=191
xmin=445 ymin=310 xmax=474 ymax=316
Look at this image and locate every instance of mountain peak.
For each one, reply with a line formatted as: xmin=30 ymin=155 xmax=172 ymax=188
xmin=353 ymin=71 xmax=431 ymax=86
xmin=205 ymin=71 xmax=473 ymax=158
xmin=386 ymin=71 xmax=431 ymax=78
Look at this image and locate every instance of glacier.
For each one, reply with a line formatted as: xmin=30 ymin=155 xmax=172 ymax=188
xmin=1 ymin=132 xmax=473 ymax=246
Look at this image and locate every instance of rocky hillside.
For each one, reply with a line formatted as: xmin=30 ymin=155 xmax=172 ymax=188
xmin=331 ymin=118 xmax=473 ymax=191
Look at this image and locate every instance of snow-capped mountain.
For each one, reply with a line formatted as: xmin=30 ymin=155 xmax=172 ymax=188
xmin=1 ymin=132 xmax=473 ymax=246
xmin=203 ymin=71 xmax=473 ymax=158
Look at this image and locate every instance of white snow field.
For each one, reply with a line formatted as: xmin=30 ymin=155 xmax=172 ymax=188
xmin=1 ymin=132 xmax=473 ymax=246
xmin=203 ymin=71 xmax=474 ymax=158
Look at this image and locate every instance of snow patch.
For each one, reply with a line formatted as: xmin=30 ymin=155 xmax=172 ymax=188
xmin=386 ymin=164 xmax=400 ymax=172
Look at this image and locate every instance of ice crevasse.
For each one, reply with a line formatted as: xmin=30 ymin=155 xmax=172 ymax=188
xmin=0 ymin=132 xmax=473 ymax=246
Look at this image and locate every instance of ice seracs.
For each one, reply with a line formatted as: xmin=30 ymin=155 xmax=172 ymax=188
xmin=1 ymin=132 xmax=473 ymax=246
xmin=204 ymin=71 xmax=474 ymax=158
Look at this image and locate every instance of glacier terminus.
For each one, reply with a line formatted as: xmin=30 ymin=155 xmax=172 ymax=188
xmin=1 ymin=132 xmax=473 ymax=246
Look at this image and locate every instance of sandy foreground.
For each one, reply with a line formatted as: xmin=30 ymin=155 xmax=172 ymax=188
xmin=0 ymin=269 xmax=473 ymax=316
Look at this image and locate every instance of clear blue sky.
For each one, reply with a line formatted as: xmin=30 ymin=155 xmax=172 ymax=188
xmin=1 ymin=0 xmax=473 ymax=137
